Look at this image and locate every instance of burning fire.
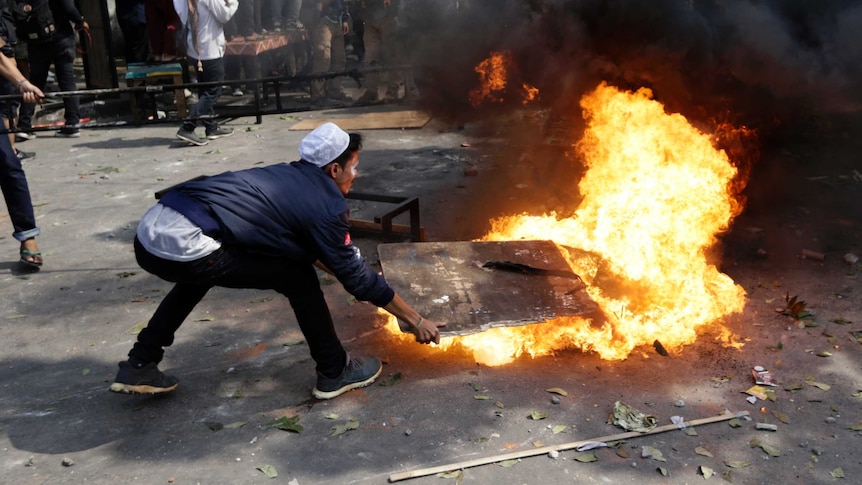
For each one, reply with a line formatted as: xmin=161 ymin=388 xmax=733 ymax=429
xmin=468 ymin=51 xmax=539 ymax=107
xmin=386 ymin=82 xmax=748 ymax=365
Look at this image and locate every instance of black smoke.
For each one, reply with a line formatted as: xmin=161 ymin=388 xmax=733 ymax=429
xmin=401 ymin=0 xmax=862 ymax=134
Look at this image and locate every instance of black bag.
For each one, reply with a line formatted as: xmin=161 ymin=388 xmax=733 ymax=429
xmin=11 ymin=0 xmax=55 ymax=44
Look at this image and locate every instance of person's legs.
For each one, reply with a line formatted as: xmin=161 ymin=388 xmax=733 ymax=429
xmin=0 ymin=123 xmax=40 ymax=266
xmin=284 ymin=0 xmax=303 ymax=28
xmin=180 ymin=57 xmax=225 ymax=136
xmin=326 ymin=29 xmax=347 ymax=98
xmin=17 ymin=42 xmax=51 ymax=133
xmin=360 ymin=19 xmax=382 ymax=101
xmin=310 ymin=20 xmax=334 ymax=100
xmin=52 ymin=35 xmax=81 ymax=134
xmin=236 ymin=0 xmax=256 ymax=38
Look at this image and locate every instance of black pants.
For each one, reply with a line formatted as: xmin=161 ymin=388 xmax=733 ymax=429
xmin=18 ymin=34 xmax=80 ymax=130
xmin=130 ymin=237 xmax=347 ymax=377
xmin=181 ymin=57 xmax=226 ymax=134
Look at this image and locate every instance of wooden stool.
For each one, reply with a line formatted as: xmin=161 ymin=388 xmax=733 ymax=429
xmin=125 ymin=63 xmax=188 ymax=120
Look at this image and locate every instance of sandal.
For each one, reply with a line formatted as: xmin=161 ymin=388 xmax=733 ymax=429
xmin=20 ymin=248 xmax=43 ymax=269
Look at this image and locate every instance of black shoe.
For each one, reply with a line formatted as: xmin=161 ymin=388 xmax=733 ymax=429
xmin=176 ymin=128 xmax=209 ymax=146
xmin=206 ymin=126 xmax=234 ymax=140
xmin=15 ymin=131 xmax=36 ymax=142
xmin=109 ymin=361 xmax=179 ymax=394
xmin=15 ymin=149 xmax=35 ymax=160
xmin=312 ymin=354 xmax=382 ymax=400
xmin=56 ymin=127 xmax=80 ymax=138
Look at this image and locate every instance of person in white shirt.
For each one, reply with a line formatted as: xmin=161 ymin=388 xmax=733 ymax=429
xmin=173 ymin=0 xmax=239 ymax=146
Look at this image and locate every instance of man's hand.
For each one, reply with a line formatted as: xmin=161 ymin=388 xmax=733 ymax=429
xmin=399 ymin=317 xmax=446 ymax=345
xmin=18 ymin=80 xmax=44 ymax=104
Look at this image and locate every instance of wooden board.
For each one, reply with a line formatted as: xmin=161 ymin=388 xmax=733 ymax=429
xmin=378 ymin=240 xmax=597 ymax=336
xmin=289 ymin=110 xmax=432 ymax=131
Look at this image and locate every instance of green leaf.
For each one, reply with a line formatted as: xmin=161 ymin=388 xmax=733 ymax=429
xmin=380 ymin=372 xmax=403 ymax=386
xmin=82 ymin=368 xmax=91 ymax=377
xmin=223 ymin=422 xmax=246 ymax=429
xmin=575 ymin=452 xmax=598 ymax=463
xmin=772 ymin=411 xmax=790 ymax=424
xmin=642 ymin=445 xmax=666 ymax=462
xmin=724 ymin=460 xmax=750 ymax=468
xmin=657 ymin=467 xmax=669 ymax=476
xmin=324 ymin=413 xmax=339 ymax=420
xmin=546 ymin=387 xmax=568 ymax=396
xmin=530 ymin=409 xmax=548 ymax=420
xmin=848 ymin=422 xmax=862 ymax=431
xmin=263 ymin=415 xmax=303 ymax=433
xmin=700 ymin=465 xmax=714 ymax=479
xmin=497 ymin=459 xmax=519 ymax=467
xmin=495 ymin=401 xmax=505 ymax=408
xmin=256 ymin=464 xmax=278 ymax=478
xmin=331 ymin=418 xmax=360 ymax=436
xmin=728 ymin=418 xmax=742 ymax=428
xmin=830 ymin=468 xmax=844 ymax=479
xmin=722 ymin=470 xmax=733 ymax=483
xmin=784 ymin=383 xmax=804 ymax=391
xmin=552 ymin=425 xmax=568 ymax=434
xmin=473 ymin=394 xmax=491 ymax=400
xmin=472 ymin=383 xmax=482 ymax=392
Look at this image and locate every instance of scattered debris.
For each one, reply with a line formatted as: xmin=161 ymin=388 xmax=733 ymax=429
xmin=61 ymin=457 xmax=74 ymax=467
xmin=699 ymin=465 xmax=714 ymax=479
xmin=546 ymin=387 xmax=568 ymax=396
xmin=751 ymin=366 xmax=777 ymax=386
xmin=844 ymin=253 xmax=859 ymax=265
xmin=653 ymin=339 xmax=669 ymax=356
xmin=755 ymin=423 xmax=778 ymax=431
xmin=263 ymin=415 xmax=303 ymax=433
xmin=612 ymin=401 xmax=657 ymax=432
xmin=330 ymin=418 xmax=360 ymax=436
xmin=750 ymin=439 xmax=781 ymax=457
xmin=641 ymin=446 xmax=666 ymax=462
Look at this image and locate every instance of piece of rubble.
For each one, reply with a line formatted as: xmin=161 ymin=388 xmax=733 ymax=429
xmin=755 ymin=423 xmax=778 ymax=431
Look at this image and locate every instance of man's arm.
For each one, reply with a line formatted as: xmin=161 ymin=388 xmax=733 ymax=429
xmin=0 ymin=39 xmax=43 ymax=104
xmin=201 ymin=0 xmax=240 ymax=24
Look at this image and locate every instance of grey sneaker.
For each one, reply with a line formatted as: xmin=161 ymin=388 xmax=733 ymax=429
xmin=15 ymin=149 xmax=35 ymax=160
xmin=15 ymin=131 xmax=36 ymax=142
xmin=176 ymin=128 xmax=209 ymax=146
xmin=206 ymin=127 xmax=234 ymax=140
xmin=109 ymin=361 xmax=179 ymax=394
xmin=312 ymin=355 xmax=382 ymax=400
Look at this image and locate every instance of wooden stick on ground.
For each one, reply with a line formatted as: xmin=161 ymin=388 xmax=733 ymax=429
xmin=388 ymin=410 xmax=750 ymax=482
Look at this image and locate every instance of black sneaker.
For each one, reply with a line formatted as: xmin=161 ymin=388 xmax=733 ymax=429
xmin=15 ymin=149 xmax=35 ymax=160
xmin=56 ymin=128 xmax=80 ymax=138
xmin=176 ymin=128 xmax=209 ymax=146
xmin=312 ymin=355 xmax=382 ymax=400
xmin=109 ymin=361 xmax=179 ymax=394
xmin=206 ymin=126 xmax=234 ymax=140
xmin=15 ymin=132 xmax=36 ymax=142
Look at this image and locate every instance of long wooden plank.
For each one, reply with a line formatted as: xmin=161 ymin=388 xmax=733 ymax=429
xmin=388 ymin=411 xmax=750 ymax=482
xmin=288 ymin=110 xmax=432 ymax=131
xmin=378 ymin=240 xmax=597 ymax=337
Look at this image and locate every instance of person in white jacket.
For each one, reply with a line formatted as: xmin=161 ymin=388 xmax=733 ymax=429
xmin=173 ymin=0 xmax=239 ymax=146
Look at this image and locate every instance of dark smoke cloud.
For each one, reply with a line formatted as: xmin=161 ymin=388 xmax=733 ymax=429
xmin=402 ymin=0 xmax=862 ymax=132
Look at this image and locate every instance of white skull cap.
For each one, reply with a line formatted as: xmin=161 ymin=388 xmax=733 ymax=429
xmin=298 ymin=122 xmax=350 ymax=167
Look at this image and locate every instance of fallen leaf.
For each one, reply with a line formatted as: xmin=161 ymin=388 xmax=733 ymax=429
xmin=497 ymin=459 xmax=519 ymax=467
xmin=722 ymin=470 xmax=733 ymax=483
xmin=772 ymin=412 xmax=790 ymax=424
xmin=808 ymin=381 xmax=831 ymax=391
xmin=256 ymin=464 xmax=277 ymax=478
xmin=575 ymin=452 xmax=598 ymax=462
xmin=685 ymin=427 xmax=699 ymax=436
xmin=546 ymin=387 xmax=568 ymax=396
xmin=848 ymin=422 xmax=862 ymax=431
xmin=700 ymin=465 xmax=714 ymax=479
xmin=695 ymin=446 xmax=714 ymax=458
xmin=642 ymin=445 xmax=666 ymax=462
xmin=657 ymin=467 xmax=669 ymax=476
xmin=531 ymin=440 xmax=544 ymax=447
xmin=830 ymin=468 xmax=844 ymax=479
xmin=616 ymin=448 xmax=630 ymax=459
xmin=231 ymin=390 xmax=243 ymax=398
xmin=728 ymin=418 xmax=742 ymax=428
xmin=472 ymin=383 xmax=482 ymax=392
xmin=282 ymin=338 xmax=305 ymax=346
xmin=853 ymin=391 xmax=862 ymax=398
xmin=82 ymin=369 xmax=90 ymax=377
xmin=724 ymin=460 xmax=750 ymax=468
xmin=379 ymin=372 xmax=402 ymax=386
xmin=263 ymin=415 xmax=303 ymax=433
xmin=194 ymin=317 xmax=215 ymax=322
xmin=5 ymin=314 xmax=27 ymax=319
xmin=495 ymin=401 xmax=505 ymax=409
xmin=530 ymin=409 xmax=547 ymax=420
xmin=552 ymin=425 xmax=568 ymax=434
xmin=330 ymin=418 xmax=360 ymax=436
xmin=784 ymin=383 xmax=804 ymax=391
xmin=223 ymin=422 xmax=246 ymax=429
xmin=817 ymin=351 xmax=832 ymax=357
xmin=324 ymin=413 xmax=339 ymax=420
xmin=474 ymin=395 xmax=491 ymax=400
xmin=204 ymin=148 xmax=222 ymax=154
xmin=127 ymin=321 xmax=146 ymax=334
xmin=750 ymin=439 xmax=781 ymax=457
xmin=245 ymin=126 xmax=260 ymax=132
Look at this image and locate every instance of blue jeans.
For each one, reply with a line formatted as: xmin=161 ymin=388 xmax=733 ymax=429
xmin=0 ymin=80 xmax=39 ymax=242
xmin=18 ymin=34 xmax=81 ymax=130
xmin=181 ymin=57 xmax=225 ymax=134
xmin=130 ymin=237 xmax=347 ymax=377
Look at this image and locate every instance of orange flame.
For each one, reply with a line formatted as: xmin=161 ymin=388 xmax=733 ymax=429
xmin=469 ymin=51 xmax=539 ymax=107
xmin=387 ymin=83 xmax=747 ymax=365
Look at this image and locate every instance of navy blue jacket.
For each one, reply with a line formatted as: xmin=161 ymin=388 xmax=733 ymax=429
xmin=170 ymin=161 xmax=395 ymax=307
